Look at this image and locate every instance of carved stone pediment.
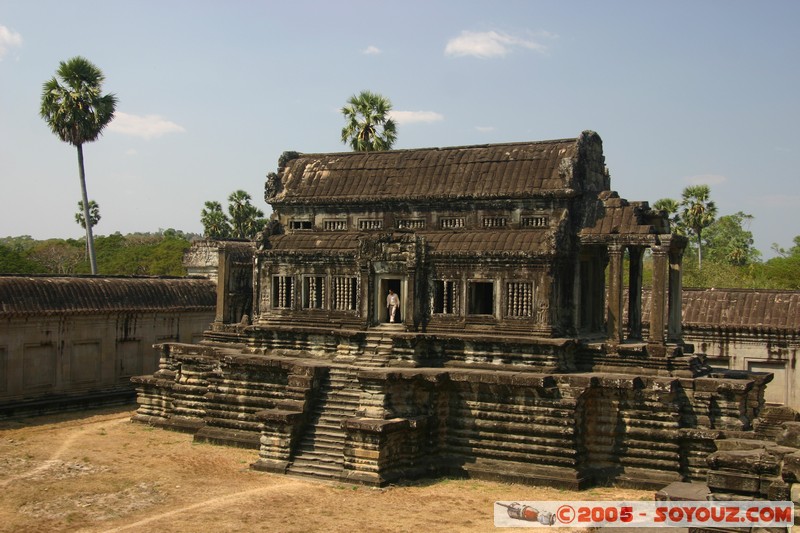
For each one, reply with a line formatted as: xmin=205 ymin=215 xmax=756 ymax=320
xmin=357 ymin=232 xmax=423 ymax=269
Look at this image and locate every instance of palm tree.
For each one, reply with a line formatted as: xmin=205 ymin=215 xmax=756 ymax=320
xmin=40 ymin=57 xmax=117 ymax=275
xmin=75 ymin=200 xmax=101 ymax=262
xmin=227 ymin=190 xmax=266 ymax=239
xmin=340 ymin=90 xmax=397 ymax=152
xmin=680 ymin=185 xmax=717 ymax=269
xmin=200 ymin=201 xmax=232 ymax=239
xmin=653 ymin=198 xmax=682 ymax=234
xmin=75 ymin=200 xmax=101 ymax=229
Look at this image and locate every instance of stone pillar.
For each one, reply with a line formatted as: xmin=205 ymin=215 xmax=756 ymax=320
xmin=572 ymin=255 xmax=582 ymax=334
xmin=405 ymin=269 xmax=416 ymax=330
xmin=214 ymin=247 xmax=229 ymax=324
xmin=606 ymin=243 xmax=624 ymax=344
xmin=648 ymin=245 xmax=668 ymax=349
xmin=627 ymin=247 xmax=644 ymax=340
xmin=667 ymin=249 xmax=683 ymax=343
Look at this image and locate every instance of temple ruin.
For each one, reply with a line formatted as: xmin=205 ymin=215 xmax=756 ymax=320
xmin=132 ymin=131 xmax=777 ymax=490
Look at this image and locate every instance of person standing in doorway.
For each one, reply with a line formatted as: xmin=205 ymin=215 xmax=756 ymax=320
xmin=386 ymin=289 xmax=400 ymax=323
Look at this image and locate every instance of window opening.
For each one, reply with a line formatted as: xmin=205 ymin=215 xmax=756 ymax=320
xmin=468 ymin=281 xmax=494 ymax=315
xmin=289 ymin=220 xmax=312 ymax=230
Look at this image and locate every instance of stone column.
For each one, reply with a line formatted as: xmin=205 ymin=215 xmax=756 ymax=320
xmin=648 ymin=244 xmax=668 ymax=349
xmin=627 ymin=247 xmax=644 ymax=340
xmin=606 ymin=243 xmax=624 ymax=343
xmin=214 ymin=247 xmax=229 ymax=324
xmin=667 ymin=248 xmax=683 ymax=343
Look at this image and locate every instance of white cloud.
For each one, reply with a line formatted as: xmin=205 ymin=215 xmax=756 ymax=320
xmin=0 ymin=25 xmax=22 ymax=61
xmin=444 ymin=30 xmax=548 ymax=59
xmin=475 ymin=126 xmax=495 ymax=133
xmin=389 ymin=110 xmax=444 ymax=125
xmin=108 ymin=112 xmax=186 ymax=140
xmin=362 ymin=45 xmax=382 ymax=55
xmin=683 ymin=174 xmax=727 ymax=186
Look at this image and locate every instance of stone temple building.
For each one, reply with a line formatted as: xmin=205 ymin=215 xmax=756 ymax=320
xmin=133 ymin=131 xmax=775 ymax=490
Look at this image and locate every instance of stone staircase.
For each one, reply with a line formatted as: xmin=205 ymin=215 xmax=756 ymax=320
xmin=356 ymin=330 xmax=395 ymax=367
xmin=286 ymin=365 xmax=360 ymax=480
xmin=285 ymin=328 xmax=398 ymax=481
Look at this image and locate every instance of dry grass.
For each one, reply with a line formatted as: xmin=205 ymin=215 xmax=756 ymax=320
xmin=0 ymin=406 xmax=654 ymax=533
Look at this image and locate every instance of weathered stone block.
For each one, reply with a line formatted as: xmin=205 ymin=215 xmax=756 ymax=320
xmin=776 ymin=421 xmax=800 ymax=449
xmin=707 ymin=470 xmax=760 ymax=494
xmin=781 ymin=451 xmax=800 ymax=483
xmin=654 ymin=481 xmax=709 ymax=501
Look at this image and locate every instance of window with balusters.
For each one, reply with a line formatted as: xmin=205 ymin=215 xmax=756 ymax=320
xmin=521 ymin=215 xmax=549 ymax=228
xmin=440 ymin=217 xmax=465 ymax=229
xmin=331 ymin=276 xmax=358 ymax=311
xmin=358 ymin=219 xmax=383 ymax=230
xmin=433 ymin=280 xmax=459 ymax=315
xmin=272 ymin=275 xmax=294 ymax=309
xmin=302 ymin=276 xmax=325 ymax=309
xmin=397 ymin=219 xmax=425 ymax=230
xmin=482 ymin=216 xmax=508 ymax=228
xmin=323 ymin=220 xmax=347 ymax=231
xmin=505 ymin=281 xmax=533 ymax=317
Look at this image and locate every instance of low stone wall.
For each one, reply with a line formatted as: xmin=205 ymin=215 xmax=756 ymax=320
xmin=0 ymin=276 xmax=215 ymax=418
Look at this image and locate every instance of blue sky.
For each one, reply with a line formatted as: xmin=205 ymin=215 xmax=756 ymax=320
xmin=1 ymin=1 xmax=798 ymax=257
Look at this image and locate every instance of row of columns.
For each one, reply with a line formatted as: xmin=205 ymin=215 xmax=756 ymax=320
xmin=605 ymin=238 xmax=683 ymax=350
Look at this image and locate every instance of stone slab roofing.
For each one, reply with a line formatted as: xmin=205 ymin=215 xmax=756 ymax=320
xmin=273 ymin=138 xmax=582 ymax=205
xmin=638 ymin=288 xmax=800 ymax=333
xmin=265 ymin=230 xmax=555 ymax=257
xmin=580 ymin=191 xmax=662 ymax=239
xmin=0 ymin=276 xmax=216 ymax=318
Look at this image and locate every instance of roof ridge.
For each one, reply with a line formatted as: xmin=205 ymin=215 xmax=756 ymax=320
xmin=286 ymin=137 xmax=580 ymax=159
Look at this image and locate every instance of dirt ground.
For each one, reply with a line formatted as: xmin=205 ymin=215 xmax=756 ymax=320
xmin=0 ymin=405 xmax=656 ymax=533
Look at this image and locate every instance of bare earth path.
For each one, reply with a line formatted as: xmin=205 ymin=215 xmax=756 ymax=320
xmin=0 ymin=406 xmax=654 ymax=532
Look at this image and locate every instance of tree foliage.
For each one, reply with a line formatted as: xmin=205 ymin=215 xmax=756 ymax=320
xmin=200 ymin=191 xmax=265 ymax=240
xmin=340 ymin=90 xmax=397 ymax=152
xmin=703 ymin=212 xmax=760 ymax=266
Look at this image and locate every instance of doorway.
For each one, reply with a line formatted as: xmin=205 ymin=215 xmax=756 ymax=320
xmin=378 ymin=278 xmax=403 ymax=323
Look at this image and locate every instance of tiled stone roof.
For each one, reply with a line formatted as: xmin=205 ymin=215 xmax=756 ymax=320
xmin=265 ymin=230 xmax=554 ymax=256
xmin=266 ymin=233 xmax=361 ymax=251
xmin=638 ymin=288 xmax=800 ymax=333
xmin=0 ymin=276 xmax=216 ymax=318
xmin=273 ymin=138 xmax=581 ymax=205
xmin=423 ymin=230 xmax=553 ymax=256
xmin=681 ymin=288 xmax=800 ymax=332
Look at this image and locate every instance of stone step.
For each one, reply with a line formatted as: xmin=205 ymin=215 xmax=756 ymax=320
xmin=287 ymin=463 xmax=342 ymax=479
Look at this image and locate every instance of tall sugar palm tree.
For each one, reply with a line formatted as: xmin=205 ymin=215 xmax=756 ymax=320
xmin=680 ymin=184 xmax=717 ymax=270
xmin=340 ymin=90 xmax=397 ymax=152
xmin=40 ymin=57 xmax=117 ymax=275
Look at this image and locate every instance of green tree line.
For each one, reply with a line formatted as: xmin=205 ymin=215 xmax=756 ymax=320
xmin=0 ymin=230 xmax=197 ymax=276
